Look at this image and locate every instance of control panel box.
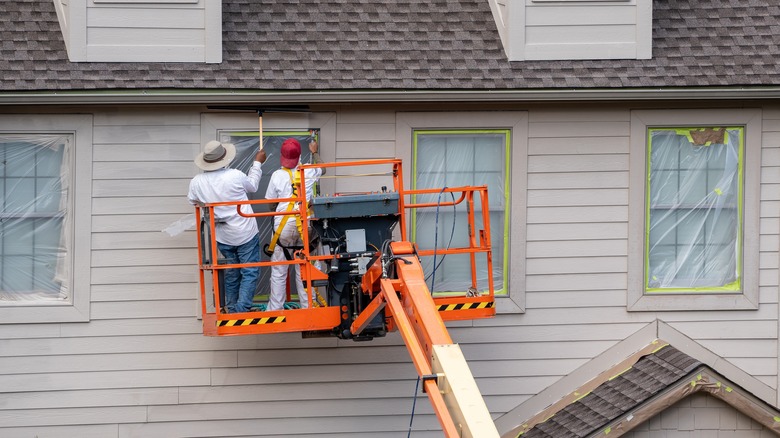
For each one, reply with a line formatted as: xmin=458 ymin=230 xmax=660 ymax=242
xmin=311 ymin=192 xmax=400 ymax=219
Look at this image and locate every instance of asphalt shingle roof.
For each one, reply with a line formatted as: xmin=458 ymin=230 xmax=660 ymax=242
xmin=521 ymin=345 xmax=702 ymax=438
xmin=3 ymin=0 xmax=780 ymax=92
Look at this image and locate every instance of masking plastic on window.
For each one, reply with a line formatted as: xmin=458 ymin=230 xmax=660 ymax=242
xmin=0 ymin=135 xmax=70 ymax=302
xmin=414 ymin=132 xmax=507 ymax=293
xmin=646 ymin=128 xmax=742 ymax=292
xmin=220 ymin=132 xmax=317 ymax=297
xmin=162 ymin=213 xmax=196 ymax=237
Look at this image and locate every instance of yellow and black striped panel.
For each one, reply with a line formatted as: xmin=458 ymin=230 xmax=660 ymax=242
xmin=217 ymin=316 xmax=286 ymax=327
xmin=436 ymin=302 xmax=494 ymax=312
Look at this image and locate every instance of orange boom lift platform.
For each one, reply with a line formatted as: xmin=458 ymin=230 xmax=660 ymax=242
xmin=195 ymin=159 xmax=499 ymax=437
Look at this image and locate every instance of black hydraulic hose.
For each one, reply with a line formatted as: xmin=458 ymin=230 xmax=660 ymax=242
xmin=426 ymin=187 xmax=457 ymax=292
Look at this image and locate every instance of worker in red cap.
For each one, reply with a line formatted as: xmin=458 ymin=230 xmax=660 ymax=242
xmin=264 ymin=138 xmax=324 ymax=311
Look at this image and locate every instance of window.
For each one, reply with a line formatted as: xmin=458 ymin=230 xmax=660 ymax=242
xmin=646 ymin=127 xmax=743 ymax=292
xmin=219 ymin=130 xmax=318 ymax=301
xmin=396 ymin=111 xmax=527 ymax=313
xmin=200 ymin=111 xmax=336 ymax=310
xmin=0 ymin=115 xmax=92 ymax=323
xmin=412 ymin=130 xmax=510 ymax=295
xmin=628 ymin=110 xmax=760 ymax=311
xmin=0 ymin=136 xmax=69 ymax=301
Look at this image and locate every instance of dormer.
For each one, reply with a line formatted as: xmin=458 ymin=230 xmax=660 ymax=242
xmin=488 ymin=0 xmax=652 ymax=61
xmin=52 ymin=0 xmax=222 ymax=63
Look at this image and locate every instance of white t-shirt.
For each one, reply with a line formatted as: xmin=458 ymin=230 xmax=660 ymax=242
xmin=265 ymin=165 xmax=322 ymax=229
xmin=188 ymin=162 xmax=262 ymax=246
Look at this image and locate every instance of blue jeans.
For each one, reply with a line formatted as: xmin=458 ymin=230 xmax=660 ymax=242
xmin=217 ymin=234 xmax=260 ymax=313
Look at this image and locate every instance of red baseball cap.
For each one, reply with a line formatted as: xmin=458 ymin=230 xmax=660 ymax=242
xmin=280 ymin=138 xmax=301 ymax=169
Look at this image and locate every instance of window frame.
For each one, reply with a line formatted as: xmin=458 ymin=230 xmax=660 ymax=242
xmin=396 ymin=111 xmax=528 ymax=314
xmin=411 ymin=129 xmax=512 ymax=296
xmin=628 ymin=109 xmax=761 ymax=311
xmin=0 ymin=114 xmax=93 ymax=323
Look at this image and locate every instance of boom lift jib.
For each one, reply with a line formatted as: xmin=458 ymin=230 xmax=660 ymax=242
xmin=195 ymin=159 xmax=499 ymax=437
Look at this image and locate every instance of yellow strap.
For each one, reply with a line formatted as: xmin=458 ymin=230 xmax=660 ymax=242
xmin=290 ymin=169 xmax=304 ymax=236
xmin=314 ymin=289 xmax=326 ymax=307
xmin=268 ymin=168 xmax=327 ymax=308
xmin=266 ymin=168 xmax=299 ymax=253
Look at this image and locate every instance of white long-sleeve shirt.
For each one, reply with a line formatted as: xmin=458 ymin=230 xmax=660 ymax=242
xmin=265 ymin=165 xmax=322 ymax=230
xmin=188 ymin=162 xmax=262 ymax=246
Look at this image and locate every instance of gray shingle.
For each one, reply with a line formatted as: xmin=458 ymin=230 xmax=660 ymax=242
xmin=3 ymin=0 xmax=780 ymax=92
xmin=521 ymin=346 xmax=702 ymax=438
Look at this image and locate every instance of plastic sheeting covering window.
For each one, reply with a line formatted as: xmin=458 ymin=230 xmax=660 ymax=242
xmin=646 ymin=127 xmax=743 ymax=292
xmin=414 ymin=131 xmax=508 ymax=294
xmin=0 ymin=135 xmax=70 ymax=302
xmin=221 ymin=130 xmax=317 ymax=297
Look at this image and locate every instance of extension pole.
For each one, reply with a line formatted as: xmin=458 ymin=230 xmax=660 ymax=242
xmin=258 ymin=110 xmax=264 ymax=150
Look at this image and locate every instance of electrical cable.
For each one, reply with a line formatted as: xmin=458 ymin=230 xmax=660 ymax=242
xmin=407 ymin=376 xmax=421 ymax=438
xmin=381 ymin=238 xmax=395 ymax=278
xmin=427 ymin=188 xmax=456 ymax=292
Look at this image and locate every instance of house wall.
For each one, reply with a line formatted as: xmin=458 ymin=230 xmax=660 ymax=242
xmin=53 ymin=0 xmax=221 ymax=62
xmin=622 ymin=392 xmax=772 ymax=437
xmin=500 ymin=0 xmax=652 ymax=61
xmin=0 ymin=102 xmax=777 ymax=437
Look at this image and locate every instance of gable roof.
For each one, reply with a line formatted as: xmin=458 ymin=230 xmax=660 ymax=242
xmin=3 ymin=0 xmax=780 ymax=95
xmin=506 ymin=343 xmax=780 ymax=438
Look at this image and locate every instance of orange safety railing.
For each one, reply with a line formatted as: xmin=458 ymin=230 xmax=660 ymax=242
xmin=195 ymin=159 xmax=495 ymax=337
xmin=405 ymin=185 xmax=495 ymax=322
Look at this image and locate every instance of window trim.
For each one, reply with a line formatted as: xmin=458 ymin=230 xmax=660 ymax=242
xmin=396 ymin=111 xmax=528 ymax=314
xmin=0 ymin=114 xmax=93 ymax=323
xmin=628 ymin=109 xmax=761 ymax=311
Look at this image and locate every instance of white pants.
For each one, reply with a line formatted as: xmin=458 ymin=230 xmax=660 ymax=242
xmin=267 ymin=222 xmax=309 ymax=311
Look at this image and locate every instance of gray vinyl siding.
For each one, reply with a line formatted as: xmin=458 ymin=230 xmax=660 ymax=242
xmin=501 ymin=0 xmax=652 ymax=61
xmin=522 ymin=107 xmax=778 ymax=393
xmin=0 ymin=103 xmax=779 ymax=436
xmin=621 ymin=392 xmax=773 ymax=436
xmin=53 ymin=0 xmax=221 ymax=62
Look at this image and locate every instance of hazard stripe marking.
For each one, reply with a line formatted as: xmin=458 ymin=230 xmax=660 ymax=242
xmin=217 ymin=316 xmax=287 ymax=327
xmin=436 ymin=302 xmax=494 ymax=311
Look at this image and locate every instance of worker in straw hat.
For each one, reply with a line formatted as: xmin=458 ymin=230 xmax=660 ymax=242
xmin=188 ymin=140 xmax=266 ymax=313
xmin=264 ymin=138 xmax=323 ymax=311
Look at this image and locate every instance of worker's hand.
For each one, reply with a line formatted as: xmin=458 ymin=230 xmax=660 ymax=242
xmin=308 ymin=140 xmax=319 ymax=154
xmin=255 ymin=149 xmax=267 ymax=163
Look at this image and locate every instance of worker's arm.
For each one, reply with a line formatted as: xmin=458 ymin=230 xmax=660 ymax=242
xmin=242 ymin=149 xmax=267 ymax=193
xmin=187 ymin=177 xmax=202 ymax=206
xmin=309 ymin=140 xmax=325 ymax=175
